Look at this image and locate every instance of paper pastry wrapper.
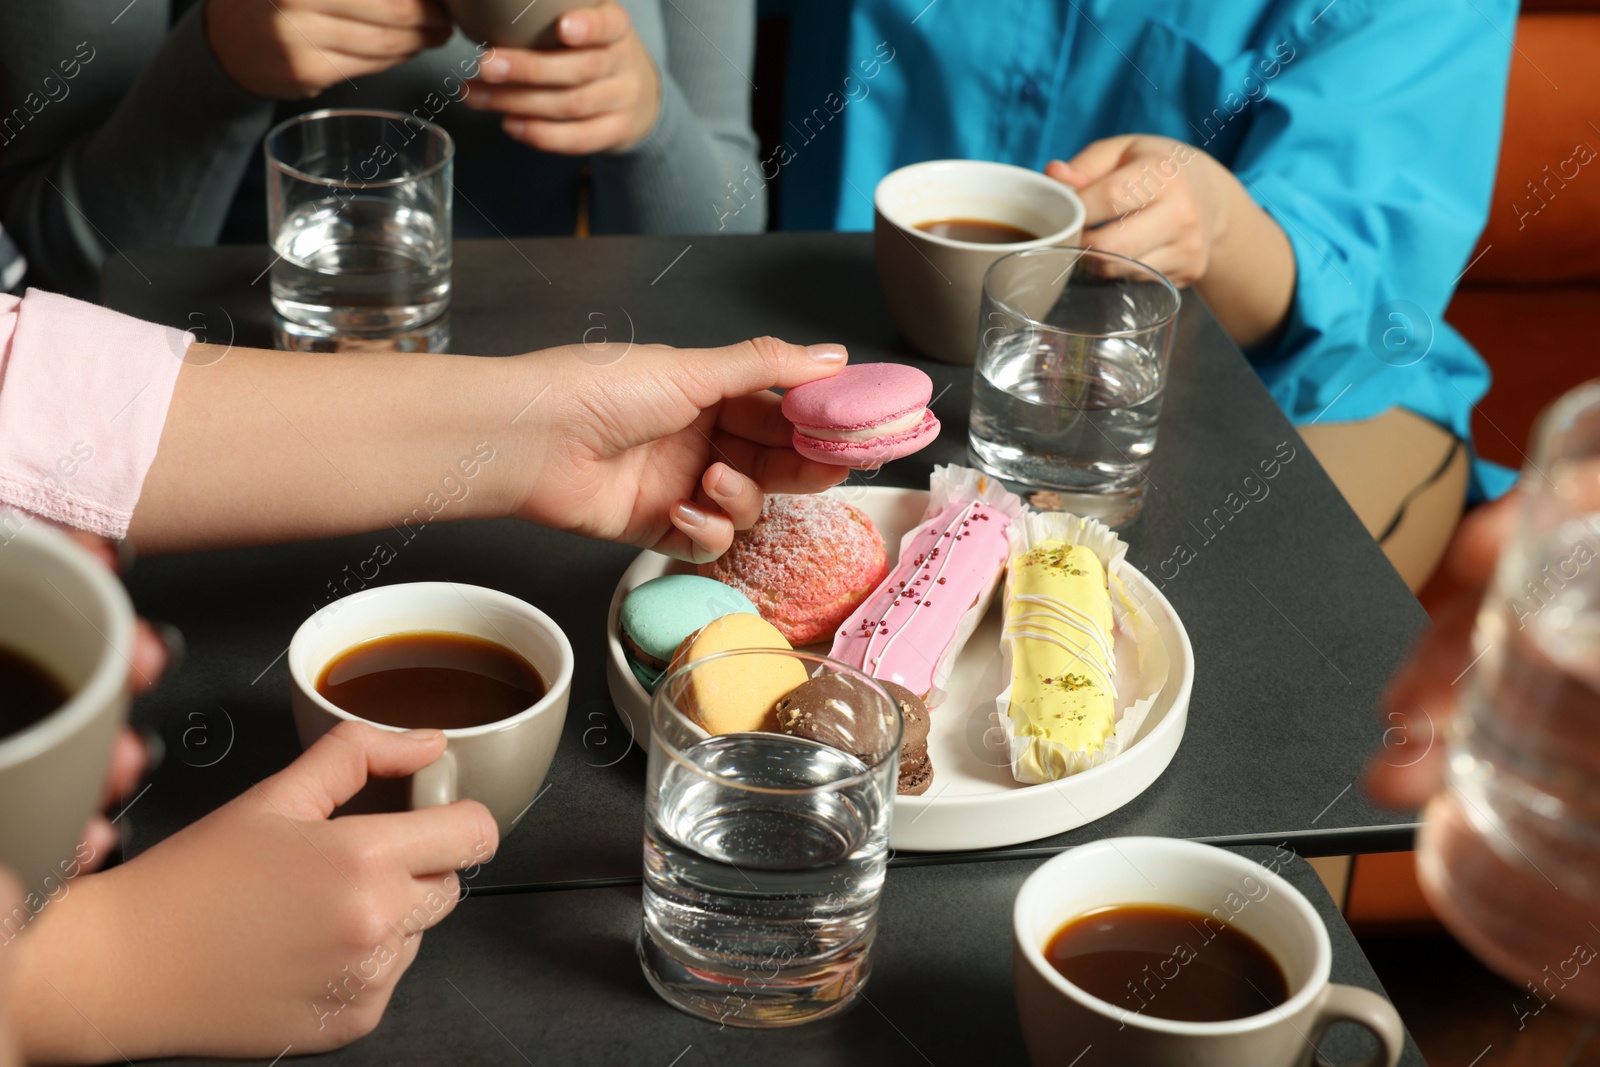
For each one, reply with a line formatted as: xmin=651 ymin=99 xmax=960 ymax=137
xmin=998 ymin=510 xmax=1171 ymax=783
xmin=909 ymin=465 xmax=1027 ymax=710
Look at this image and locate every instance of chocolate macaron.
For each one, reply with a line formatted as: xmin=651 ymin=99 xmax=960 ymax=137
xmin=774 ymin=675 xmax=933 ymax=795
xmin=887 ymin=681 xmax=933 ymax=796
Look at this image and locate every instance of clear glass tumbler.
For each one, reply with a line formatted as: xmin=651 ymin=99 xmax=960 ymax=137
xmin=639 ymin=650 xmax=902 ymax=1027
xmin=265 ymin=109 xmax=453 ymax=348
xmin=1418 ymin=380 xmax=1600 ymax=1015
xmin=968 ymin=247 xmax=1180 ymax=524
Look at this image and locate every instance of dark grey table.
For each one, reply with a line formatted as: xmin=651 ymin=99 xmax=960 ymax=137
xmin=103 ymin=233 xmax=1424 ymax=894
xmin=138 ymin=847 xmax=1424 ymax=1066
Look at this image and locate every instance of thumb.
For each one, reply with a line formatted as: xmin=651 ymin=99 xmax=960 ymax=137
xmin=1057 ymin=135 xmax=1136 ymax=185
xmin=258 ymin=720 xmax=447 ymax=819
xmin=652 ymin=337 xmax=848 ymax=410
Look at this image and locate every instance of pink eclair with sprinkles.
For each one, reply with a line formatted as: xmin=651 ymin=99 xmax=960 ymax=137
xmin=829 ymin=470 xmax=1018 ymax=705
xmin=782 ymin=363 xmax=941 ymax=468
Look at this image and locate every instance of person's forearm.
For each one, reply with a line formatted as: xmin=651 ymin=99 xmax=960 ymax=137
xmin=127 ymin=346 xmax=539 ymax=553
xmin=1197 ymin=184 xmax=1298 ymax=349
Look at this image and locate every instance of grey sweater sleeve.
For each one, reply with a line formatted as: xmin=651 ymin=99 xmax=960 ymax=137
xmin=0 ymin=3 xmax=273 ymax=298
xmin=590 ymin=0 xmax=764 ymax=235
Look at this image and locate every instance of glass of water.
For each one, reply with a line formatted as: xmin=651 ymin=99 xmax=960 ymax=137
xmin=265 ymin=109 xmax=453 ymax=350
xmin=1418 ymin=381 xmax=1600 ymax=1013
xmin=640 ymin=650 xmax=902 ymax=1027
xmin=969 ymin=247 xmax=1180 ymax=524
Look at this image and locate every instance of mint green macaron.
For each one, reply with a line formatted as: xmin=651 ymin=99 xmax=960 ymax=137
xmin=619 ymin=574 xmax=760 ymax=691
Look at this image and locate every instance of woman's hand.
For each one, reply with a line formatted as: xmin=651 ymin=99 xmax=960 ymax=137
xmin=0 ymin=868 xmax=23 ymax=1067
xmin=205 ymin=0 xmax=454 ymax=100
xmin=1047 ymin=135 xmax=1237 ymax=288
xmin=63 ymin=535 xmax=171 ymax=866
xmin=1364 ymin=495 xmax=1518 ymax=808
xmin=464 ymin=1 xmax=663 ymax=154
xmin=508 ymin=338 xmax=850 ymax=563
xmin=1047 ymin=135 xmax=1297 ymax=347
xmin=13 ymin=722 xmax=497 ymax=1062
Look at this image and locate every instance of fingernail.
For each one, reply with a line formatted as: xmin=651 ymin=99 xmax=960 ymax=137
xmin=504 ymin=118 xmax=525 ymax=138
xmin=481 ymin=56 xmax=510 ymax=81
xmin=712 ymin=467 xmax=745 ymax=498
xmin=153 ymin=621 xmax=186 ymax=675
xmin=403 ymin=728 xmax=446 ymax=742
xmin=673 ymin=501 xmax=708 ymax=528
xmin=136 ymin=724 xmax=166 ymax=775
xmin=807 ymin=345 xmax=846 ymax=364
xmin=560 ymin=13 xmax=587 ymax=43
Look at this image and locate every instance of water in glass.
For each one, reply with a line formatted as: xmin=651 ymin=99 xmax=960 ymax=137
xmin=1419 ymin=526 xmax=1600 ymax=1015
xmin=271 ymin=196 xmax=449 ymax=334
xmin=970 ymin=329 xmax=1164 ymax=495
xmin=641 ymin=732 xmax=890 ymax=1027
xmin=1417 ymin=382 xmax=1600 ymax=1015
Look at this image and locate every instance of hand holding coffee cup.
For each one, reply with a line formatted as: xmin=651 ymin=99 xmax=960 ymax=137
xmin=10 ymin=720 xmax=498 ymax=1062
xmin=289 ymin=582 xmax=573 ymax=837
xmin=206 ymin=0 xmax=455 ymax=100
xmin=1013 ymin=838 xmax=1404 ymax=1067
xmin=874 ymin=160 xmax=1085 ymax=364
xmin=460 ymin=0 xmax=664 ymax=154
xmin=0 ymin=519 xmax=135 ymax=902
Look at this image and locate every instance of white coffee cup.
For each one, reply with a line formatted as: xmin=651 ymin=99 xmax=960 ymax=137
xmin=444 ymin=0 xmax=593 ymax=47
xmin=288 ymin=582 xmax=572 ymax=837
xmin=0 ymin=516 xmax=134 ymax=903
xmin=874 ymin=160 xmax=1085 ymax=364
xmin=1013 ymin=837 xmax=1405 ymax=1067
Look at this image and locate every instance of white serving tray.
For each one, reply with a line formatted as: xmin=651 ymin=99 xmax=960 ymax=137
xmin=604 ymin=487 xmax=1194 ymax=852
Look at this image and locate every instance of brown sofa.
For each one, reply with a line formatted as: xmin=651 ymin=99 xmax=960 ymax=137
xmin=1348 ymin=0 xmax=1600 ymax=930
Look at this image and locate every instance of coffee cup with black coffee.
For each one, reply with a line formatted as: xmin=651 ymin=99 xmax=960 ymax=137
xmin=288 ymin=582 xmax=573 ymax=837
xmin=1013 ymin=837 xmax=1405 ymax=1066
xmin=874 ymin=160 xmax=1085 ymax=364
xmin=0 ymin=516 xmax=135 ymax=903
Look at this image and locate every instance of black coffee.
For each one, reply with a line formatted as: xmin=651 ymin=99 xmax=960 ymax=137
xmin=915 ymin=217 xmax=1039 ymax=243
xmin=1046 ymin=904 xmax=1290 ymax=1023
xmin=0 ymin=645 xmax=69 ymax=740
xmin=316 ymin=631 xmax=545 ymax=730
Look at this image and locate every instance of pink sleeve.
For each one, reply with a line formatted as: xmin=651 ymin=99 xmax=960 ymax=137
xmin=0 ymin=289 xmax=188 ymax=539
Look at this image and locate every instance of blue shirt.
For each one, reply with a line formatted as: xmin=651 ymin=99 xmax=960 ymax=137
xmin=773 ymin=0 xmax=1518 ymax=499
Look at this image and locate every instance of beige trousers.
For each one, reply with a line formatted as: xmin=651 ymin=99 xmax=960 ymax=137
xmin=1298 ymin=408 xmax=1469 ymax=909
xmin=1299 ymin=408 xmax=1470 ymax=593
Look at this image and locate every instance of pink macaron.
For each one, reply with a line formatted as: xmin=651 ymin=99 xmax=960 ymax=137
xmin=782 ymin=363 xmax=941 ymax=468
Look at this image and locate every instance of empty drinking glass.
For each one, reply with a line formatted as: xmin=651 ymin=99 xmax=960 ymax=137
xmin=265 ymin=109 xmax=453 ymax=350
xmin=968 ymin=247 xmax=1180 ymax=524
xmin=639 ymin=650 xmax=901 ymax=1027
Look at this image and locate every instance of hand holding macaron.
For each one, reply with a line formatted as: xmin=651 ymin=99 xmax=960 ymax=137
xmin=505 ymin=342 xmax=940 ymax=564
xmin=506 ymin=337 xmax=854 ymax=564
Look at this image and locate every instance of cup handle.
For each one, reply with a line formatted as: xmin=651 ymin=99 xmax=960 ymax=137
xmin=1311 ymin=983 xmax=1405 ymax=1067
xmin=410 ymin=748 xmax=458 ymax=810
